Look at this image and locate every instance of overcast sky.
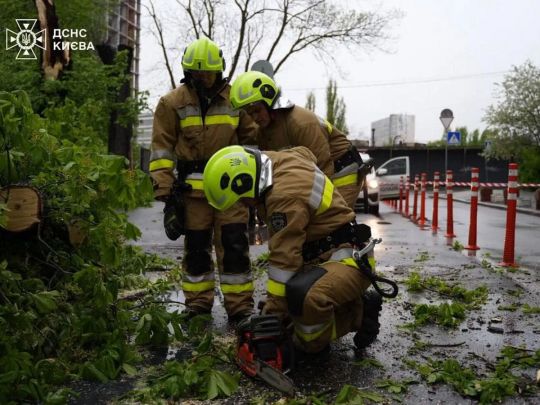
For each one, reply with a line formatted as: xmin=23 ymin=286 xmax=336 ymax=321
xmin=139 ymin=0 xmax=540 ymax=144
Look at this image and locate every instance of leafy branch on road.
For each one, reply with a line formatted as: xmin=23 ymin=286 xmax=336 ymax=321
xmin=405 ymin=346 xmax=540 ymax=404
xmin=120 ymin=323 xmax=240 ymax=402
xmin=375 ymin=378 xmax=417 ymax=395
xmin=408 ymin=302 xmax=467 ymax=328
xmin=522 ymin=304 xmax=540 ymax=314
xmin=403 ymin=272 xmax=488 ymax=328
xmin=405 ymin=272 xmax=488 ymax=308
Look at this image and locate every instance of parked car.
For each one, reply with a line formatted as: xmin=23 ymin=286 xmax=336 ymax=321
xmin=355 ymin=153 xmax=379 ymax=215
xmin=376 ymin=156 xmax=410 ymax=200
xmin=355 ymin=155 xmax=411 ymax=215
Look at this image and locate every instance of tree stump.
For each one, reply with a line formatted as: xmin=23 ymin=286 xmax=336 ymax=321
xmin=0 ymin=186 xmax=42 ymax=232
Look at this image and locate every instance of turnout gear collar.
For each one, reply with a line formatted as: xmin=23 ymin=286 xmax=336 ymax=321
xmin=272 ymin=95 xmax=294 ymax=110
xmin=259 ymin=152 xmax=273 ymax=196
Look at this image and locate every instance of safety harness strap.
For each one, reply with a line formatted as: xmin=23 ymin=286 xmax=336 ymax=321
xmin=333 ymin=146 xmax=363 ymax=173
xmin=177 ymin=159 xmax=208 ymax=175
xmin=302 ymin=222 xmax=372 ymax=261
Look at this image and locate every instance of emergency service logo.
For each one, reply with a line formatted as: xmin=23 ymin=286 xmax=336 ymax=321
xmin=5 ymin=19 xmax=46 ymax=60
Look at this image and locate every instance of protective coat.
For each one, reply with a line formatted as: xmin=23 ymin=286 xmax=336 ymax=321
xmin=259 ymin=147 xmax=371 ymax=353
xmin=255 ymin=105 xmax=362 ymax=210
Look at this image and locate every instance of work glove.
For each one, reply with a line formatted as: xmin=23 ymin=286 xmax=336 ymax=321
xmin=163 ymin=197 xmax=183 ymax=241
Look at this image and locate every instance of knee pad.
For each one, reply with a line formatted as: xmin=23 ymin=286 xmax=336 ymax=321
xmin=221 ymin=223 xmax=250 ymax=274
xmin=285 ymin=266 xmax=327 ymax=317
xmin=185 ymin=229 xmax=212 ymax=276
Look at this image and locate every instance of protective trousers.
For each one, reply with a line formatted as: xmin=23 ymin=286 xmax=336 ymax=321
xmin=288 ymin=261 xmax=371 ymax=353
xmin=181 ymin=196 xmax=253 ymax=317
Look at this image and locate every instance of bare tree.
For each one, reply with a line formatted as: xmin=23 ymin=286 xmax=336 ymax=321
xmin=144 ymin=0 xmax=177 ymax=89
xmin=148 ymin=0 xmax=398 ymax=79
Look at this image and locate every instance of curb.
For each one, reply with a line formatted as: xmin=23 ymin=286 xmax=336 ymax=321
xmin=439 ymin=196 xmax=540 ymax=218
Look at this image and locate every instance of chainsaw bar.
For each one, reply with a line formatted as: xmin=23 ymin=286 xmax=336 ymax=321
xmin=255 ymin=359 xmax=295 ymax=396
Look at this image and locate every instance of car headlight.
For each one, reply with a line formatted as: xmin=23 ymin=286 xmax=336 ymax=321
xmin=368 ymin=179 xmax=378 ymax=189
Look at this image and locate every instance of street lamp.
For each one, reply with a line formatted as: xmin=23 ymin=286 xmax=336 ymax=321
xmin=439 ymin=109 xmax=454 ymax=174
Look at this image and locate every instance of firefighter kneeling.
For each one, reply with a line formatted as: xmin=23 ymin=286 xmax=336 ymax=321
xmin=203 ymin=146 xmax=396 ymax=359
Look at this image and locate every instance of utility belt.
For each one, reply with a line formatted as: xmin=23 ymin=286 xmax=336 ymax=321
xmin=302 ymin=222 xmax=372 ymax=262
xmin=177 ymin=159 xmax=208 ymax=177
xmin=333 ymin=145 xmax=363 ymax=173
xmin=289 ymin=223 xmax=397 ymax=313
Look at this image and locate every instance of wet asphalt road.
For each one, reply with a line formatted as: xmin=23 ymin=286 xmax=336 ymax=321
xmin=74 ymin=198 xmax=539 ymax=404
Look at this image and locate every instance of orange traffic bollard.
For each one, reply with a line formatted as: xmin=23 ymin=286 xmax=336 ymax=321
xmin=399 ymin=176 xmax=404 ymax=214
xmin=500 ymin=163 xmax=519 ymax=267
xmin=412 ymin=174 xmax=419 ymax=223
xmin=465 ymin=168 xmax=480 ymax=250
xmin=432 ymin=171 xmax=440 ymax=233
xmin=418 ymin=173 xmax=427 ymax=229
xmin=445 ymin=170 xmax=456 ymax=238
xmin=404 ymin=176 xmax=410 ymax=217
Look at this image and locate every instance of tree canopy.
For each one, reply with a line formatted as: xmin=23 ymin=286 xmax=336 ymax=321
xmin=483 ymin=61 xmax=540 ymax=180
xmin=484 ymin=61 xmax=540 ymax=158
xmin=147 ymin=0 xmax=399 ymax=87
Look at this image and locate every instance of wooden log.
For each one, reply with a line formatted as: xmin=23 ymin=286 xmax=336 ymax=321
xmin=0 ymin=186 xmax=42 ymax=232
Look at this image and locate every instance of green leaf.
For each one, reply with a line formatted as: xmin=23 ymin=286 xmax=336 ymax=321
xmin=122 ymin=363 xmax=137 ymax=376
xmin=335 ymin=384 xmax=385 ymax=404
xmin=125 ymin=222 xmax=141 ymax=240
xmin=81 ymin=363 xmax=108 ymax=383
xmin=206 ymin=369 xmax=239 ymax=399
xmin=32 ymin=291 xmax=60 ymax=314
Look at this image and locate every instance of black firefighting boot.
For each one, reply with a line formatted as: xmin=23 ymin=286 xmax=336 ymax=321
xmin=228 ymin=309 xmax=255 ymax=327
xmin=353 ymin=290 xmax=383 ymax=350
xmin=293 ymin=344 xmax=331 ymax=365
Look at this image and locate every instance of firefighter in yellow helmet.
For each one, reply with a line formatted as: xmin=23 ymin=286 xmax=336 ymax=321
xmin=203 ymin=145 xmax=390 ymax=354
xmin=229 ymin=70 xmax=365 ymax=211
xmin=149 ymin=37 xmax=258 ymax=322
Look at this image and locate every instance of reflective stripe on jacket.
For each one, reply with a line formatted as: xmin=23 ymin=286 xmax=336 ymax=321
xmin=150 ymin=83 xmax=257 ymax=198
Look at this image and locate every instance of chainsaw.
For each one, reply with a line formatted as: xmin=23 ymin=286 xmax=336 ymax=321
xmin=236 ymin=314 xmax=295 ymax=395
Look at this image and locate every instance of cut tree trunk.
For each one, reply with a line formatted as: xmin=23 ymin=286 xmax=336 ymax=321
xmin=0 ymin=186 xmax=42 ymax=232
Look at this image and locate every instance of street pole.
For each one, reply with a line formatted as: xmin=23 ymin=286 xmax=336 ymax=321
xmin=445 ymin=140 xmax=448 ymax=175
xmin=439 ymin=109 xmax=454 ymax=175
